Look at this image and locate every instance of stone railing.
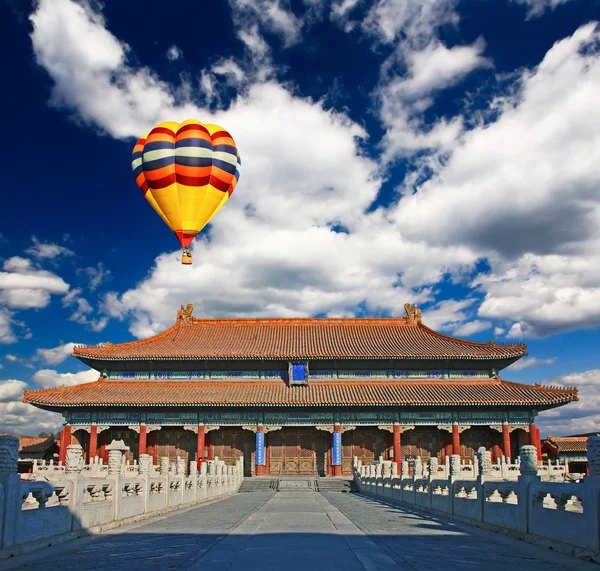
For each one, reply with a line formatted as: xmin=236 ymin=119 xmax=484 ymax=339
xmin=0 ymin=438 xmax=243 ymax=559
xmin=354 ymin=439 xmax=600 ymax=563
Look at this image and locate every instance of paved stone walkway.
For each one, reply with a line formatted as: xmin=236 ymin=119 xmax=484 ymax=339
xmin=4 ymin=492 xmax=597 ymax=571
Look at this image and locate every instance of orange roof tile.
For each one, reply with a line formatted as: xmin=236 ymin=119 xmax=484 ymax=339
xmin=23 ymin=378 xmax=576 ymax=408
xmin=72 ymin=318 xmax=527 ymax=361
xmin=544 ymin=436 xmax=591 ymax=453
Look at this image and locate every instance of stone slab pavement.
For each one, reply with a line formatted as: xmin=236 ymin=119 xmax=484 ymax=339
xmin=4 ymin=491 xmax=598 ymax=571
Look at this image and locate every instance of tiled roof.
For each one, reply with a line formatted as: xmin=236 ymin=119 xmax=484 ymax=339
xmin=72 ymin=318 xmax=527 ymax=361
xmin=544 ymin=436 xmax=591 ymax=453
xmin=23 ymin=378 xmax=576 ymax=408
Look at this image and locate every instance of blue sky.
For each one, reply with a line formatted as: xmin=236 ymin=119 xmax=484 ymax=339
xmin=0 ymin=0 xmax=599 ymax=437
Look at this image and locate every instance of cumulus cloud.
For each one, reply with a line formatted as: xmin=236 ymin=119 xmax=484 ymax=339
xmin=0 ymin=380 xmax=63 ymax=435
xmin=0 ymin=256 xmax=69 ymax=309
xmin=25 ymin=236 xmax=74 ymax=260
xmin=28 ymin=0 xmax=600 ymax=340
xmin=537 ymin=369 xmax=600 ymax=437
xmin=62 ymin=288 xmax=108 ymax=331
xmin=32 ymin=368 xmax=99 ymax=388
xmin=507 ymin=356 xmax=557 ymax=372
xmin=395 ymin=23 xmax=600 ymax=336
xmin=78 ymin=262 xmax=111 ymax=291
xmin=0 ymin=309 xmax=17 ymax=345
xmin=36 ymin=342 xmax=77 ymax=366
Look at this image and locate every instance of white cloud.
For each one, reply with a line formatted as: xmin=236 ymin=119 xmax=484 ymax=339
xmin=512 ymin=0 xmax=573 ymax=18
xmin=229 ymin=0 xmax=305 ymax=47
xmin=361 ymin=0 xmax=459 ymax=47
xmin=62 ymin=288 xmax=107 ymax=331
xmin=32 ymin=368 xmax=98 ymax=388
xmin=25 ymin=236 xmax=74 ymax=260
xmin=419 ymin=298 xmax=475 ymax=332
xmin=36 ymin=342 xmax=77 ymax=366
xmin=537 ymin=369 xmax=600 ymax=437
xmin=78 ymin=262 xmax=111 ymax=291
xmin=452 ymin=319 xmax=491 ymax=336
xmin=0 ymin=379 xmax=64 ymax=435
xmin=0 ymin=380 xmax=26 ymax=402
xmin=507 ymin=356 xmax=557 ymax=372
xmin=28 ymin=0 xmax=600 ymax=341
xmin=166 ymin=45 xmax=182 ymax=61
xmin=0 ymin=309 xmax=17 ymax=345
xmin=5 ymin=355 xmax=17 ymax=363
xmin=0 ymin=256 xmax=70 ymax=309
xmin=394 ymin=23 xmax=600 ymax=336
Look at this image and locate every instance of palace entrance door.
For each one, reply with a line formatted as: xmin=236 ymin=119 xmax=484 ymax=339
xmin=268 ymin=430 xmax=326 ymax=476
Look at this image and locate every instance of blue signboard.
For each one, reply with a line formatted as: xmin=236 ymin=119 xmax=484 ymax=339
xmin=255 ymin=431 xmax=265 ymax=465
xmin=290 ymin=362 xmax=308 ymax=385
xmin=332 ymin=431 xmax=342 ymax=465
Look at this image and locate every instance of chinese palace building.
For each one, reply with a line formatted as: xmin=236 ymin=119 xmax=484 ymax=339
xmin=23 ymin=304 xmax=578 ymax=477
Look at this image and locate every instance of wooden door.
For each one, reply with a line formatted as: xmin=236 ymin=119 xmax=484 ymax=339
xmin=156 ymin=429 xmax=195 ymax=473
xmin=269 ymin=430 xmax=317 ymax=475
xmin=212 ymin=429 xmax=245 ymax=466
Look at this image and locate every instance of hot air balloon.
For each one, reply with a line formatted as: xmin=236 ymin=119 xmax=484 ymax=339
xmin=131 ymin=119 xmax=241 ymax=264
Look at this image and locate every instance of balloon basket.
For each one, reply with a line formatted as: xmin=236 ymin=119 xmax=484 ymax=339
xmin=182 ymin=250 xmax=192 ymax=265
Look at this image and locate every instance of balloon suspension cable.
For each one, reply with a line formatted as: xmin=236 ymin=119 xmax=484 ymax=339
xmin=181 ymin=249 xmax=193 ymax=265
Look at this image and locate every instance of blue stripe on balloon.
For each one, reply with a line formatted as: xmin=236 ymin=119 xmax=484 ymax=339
xmin=132 ymin=164 xmax=143 ymax=177
xmin=175 ymin=156 xmax=213 ymax=167
xmin=142 ymin=156 xmax=175 ymax=171
xmin=213 ymin=158 xmax=237 ymax=175
xmin=143 ymin=140 xmax=175 ymax=152
xmin=132 ymin=151 xmax=143 ymax=161
xmin=175 ymin=138 xmax=213 ymax=150
xmin=212 ymin=144 xmax=237 ymax=155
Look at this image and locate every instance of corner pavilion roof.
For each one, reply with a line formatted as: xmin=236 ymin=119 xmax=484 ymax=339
xmin=543 ymin=435 xmax=591 ymax=454
xmin=23 ymin=378 xmax=577 ymax=409
xmin=72 ymin=317 xmax=528 ymax=362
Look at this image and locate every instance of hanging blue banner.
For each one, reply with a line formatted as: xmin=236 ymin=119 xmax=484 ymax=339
xmin=332 ymin=431 xmax=342 ymax=466
xmin=255 ymin=431 xmax=265 ymax=465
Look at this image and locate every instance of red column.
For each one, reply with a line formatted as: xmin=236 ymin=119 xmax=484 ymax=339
xmin=502 ymin=422 xmax=511 ymax=462
xmin=529 ymin=423 xmax=542 ymax=461
xmin=452 ymin=423 xmax=460 ymax=456
xmin=197 ymin=425 xmax=205 ymax=464
xmin=256 ymin=426 xmax=266 ymax=476
xmin=59 ymin=424 xmax=72 ymax=464
xmin=89 ymin=425 xmax=98 ymax=459
xmin=333 ymin=425 xmax=342 ymax=477
xmin=139 ymin=424 xmax=147 ymax=456
xmin=393 ymin=424 xmax=402 ymax=474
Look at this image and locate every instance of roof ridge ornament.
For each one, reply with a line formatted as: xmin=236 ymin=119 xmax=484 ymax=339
xmin=177 ymin=304 xmax=195 ymax=324
xmin=404 ymin=303 xmax=422 ymax=324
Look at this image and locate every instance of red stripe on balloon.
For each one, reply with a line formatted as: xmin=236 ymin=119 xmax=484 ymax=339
xmin=150 ymin=127 xmax=176 ymax=137
xmin=177 ymin=174 xmax=211 ymax=186
xmin=147 ymin=173 xmax=176 ymax=189
xmin=209 ymin=176 xmax=231 ymax=192
xmin=178 ymin=123 xmax=210 ymax=135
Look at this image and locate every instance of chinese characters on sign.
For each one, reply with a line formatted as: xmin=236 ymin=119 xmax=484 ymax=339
xmin=255 ymin=431 xmax=265 ymax=465
xmin=332 ymin=431 xmax=342 ymax=465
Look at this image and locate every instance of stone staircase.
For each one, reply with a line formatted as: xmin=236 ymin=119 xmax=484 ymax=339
xmin=238 ymin=478 xmax=277 ymax=493
xmin=316 ymin=478 xmax=356 ymax=493
xmin=277 ymin=478 xmax=318 ymax=492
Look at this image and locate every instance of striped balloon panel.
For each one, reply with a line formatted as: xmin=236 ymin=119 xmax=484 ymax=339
xmin=131 ymin=119 xmax=240 ymax=248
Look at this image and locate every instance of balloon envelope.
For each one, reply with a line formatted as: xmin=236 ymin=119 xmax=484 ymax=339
xmin=132 ymin=119 xmax=241 ymax=247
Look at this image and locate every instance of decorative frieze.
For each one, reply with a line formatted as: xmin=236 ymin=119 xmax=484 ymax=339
xmin=106 ymin=368 xmax=494 ymax=381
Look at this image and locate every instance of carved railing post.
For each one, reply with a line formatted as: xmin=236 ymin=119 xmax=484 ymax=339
xmin=65 ymin=444 xmax=84 ymax=473
xmin=477 ymin=447 xmax=492 ymax=483
xmin=0 ymin=435 xmax=19 ymax=474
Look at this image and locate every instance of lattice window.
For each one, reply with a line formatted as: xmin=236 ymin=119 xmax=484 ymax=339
xmin=270 ymin=433 xmax=283 ymax=458
xmin=285 ymin=434 xmax=297 ymax=458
